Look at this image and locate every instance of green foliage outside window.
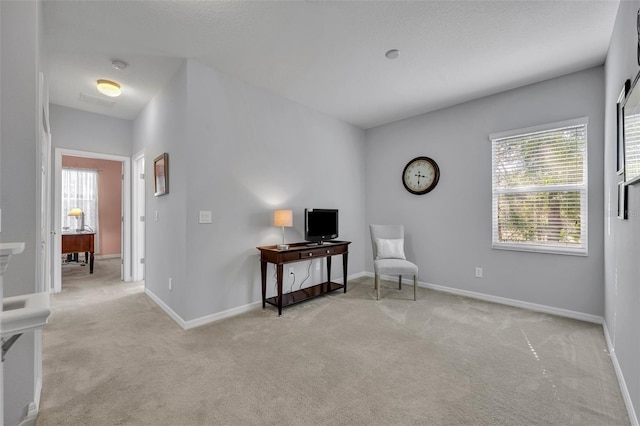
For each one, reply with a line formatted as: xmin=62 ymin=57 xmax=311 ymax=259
xmin=492 ymin=121 xmax=586 ymax=253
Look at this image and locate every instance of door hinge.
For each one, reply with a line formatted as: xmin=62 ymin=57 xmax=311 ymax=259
xmin=140 ymin=258 xmax=145 ymax=264
xmin=140 ymin=216 xmax=145 ymax=222
xmin=140 ymin=173 xmax=144 ymax=179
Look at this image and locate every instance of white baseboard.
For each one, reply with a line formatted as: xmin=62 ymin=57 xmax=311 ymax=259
xmin=149 ymin=271 xmax=602 ymax=328
xmin=144 ymin=289 xmax=188 ymax=329
xmin=364 ymin=272 xmax=603 ymax=324
xmin=603 ymin=322 xmax=639 ymax=426
xmin=17 ymin=402 xmax=38 ymax=426
xmin=144 ymin=288 xmax=261 ymax=330
xmin=17 ymin=364 xmax=42 ymax=426
xmin=183 ymin=301 xmax=261 ymax=330
xmin=334 ymin=271 xmax=367 ymax=284
xmin=145 ymin=272 xmax=366 ymax=330
xmin=95 ymin=254 xmax=121 ymax=260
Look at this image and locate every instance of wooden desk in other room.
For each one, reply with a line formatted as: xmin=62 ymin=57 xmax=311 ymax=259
xmin=257 ymin=241 xmax=350 ymax=315
xmin=62 ymin=232 xmax=95 ymax=274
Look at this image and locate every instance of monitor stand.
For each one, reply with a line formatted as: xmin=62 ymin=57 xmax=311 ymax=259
xmin=306 ymin=241 xmax=334 ymax=246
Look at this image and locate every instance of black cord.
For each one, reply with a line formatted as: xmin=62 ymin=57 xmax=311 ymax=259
xmin=272 ymin=264 xmax=278 ymax=294
xmin=299 ymin=260 xmax=312 ymax=289
xmin=289 ymin=272 xmax=297 ymax=293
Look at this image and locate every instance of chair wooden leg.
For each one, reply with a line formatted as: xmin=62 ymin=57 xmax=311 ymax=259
xmin=375 ymin=274 xmax=380 ymax=300
xmin=413 ymin=275 xmax=417 ymax=301
xmin=398 ymin=275 xmax=402 ymax=290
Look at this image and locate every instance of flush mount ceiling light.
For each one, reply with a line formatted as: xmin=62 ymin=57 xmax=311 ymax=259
xmin=96 ymin=79 xmax=121 ymax=97
xmin=385 ymin=49 xmax=400 ymax=59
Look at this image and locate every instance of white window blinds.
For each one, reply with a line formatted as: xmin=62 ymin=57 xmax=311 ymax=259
xmin=624 ymin=112 xmax=640 ymax=181
xmin=490 ymin=118 xmax=588 ymax=255
xmin=62 ymin=168 xmax=99 ymax=235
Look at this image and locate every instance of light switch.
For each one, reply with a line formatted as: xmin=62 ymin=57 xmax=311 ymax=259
xmin=199 ymin=211 xmax=212 ymax=224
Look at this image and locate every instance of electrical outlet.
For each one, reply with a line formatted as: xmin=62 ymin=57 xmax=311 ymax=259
xmin=288 ymin=267 xmax=294 ymax=276
xmin=475 ymin=267 xmax=483 ymax=278
xmin=169 ymin=277 xmax=173 ymax=290
xmin=199 ymin=210 xmax=212 ymax=224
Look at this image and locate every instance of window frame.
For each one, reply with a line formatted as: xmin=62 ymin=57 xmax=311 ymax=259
xmin=490 ymin=117 xmax=588 ymax=256
xmin=61 ymin=167 xmax=99 ymax=238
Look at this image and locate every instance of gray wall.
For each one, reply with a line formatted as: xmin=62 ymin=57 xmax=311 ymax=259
xmin=0 ymin=1 xmax=43 ymax=425
xmin=49 ymin=104 xmax=133 ymax=156
xmin=134 ymin=59 xmax=366 ymax=322
xmin=604 ymin=0 xmax=640 ymax=421
xmin=365 ymin=66 xmax=605 ymax=317
xmin=133 ymin=62 xmax=189 ymax=318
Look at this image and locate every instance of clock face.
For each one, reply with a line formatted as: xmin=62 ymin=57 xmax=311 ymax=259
xmin=402 ymin=156 xmax=440 ymax=195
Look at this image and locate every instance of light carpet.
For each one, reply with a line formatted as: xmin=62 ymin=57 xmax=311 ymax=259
xmin=36 ymin=259 xmax=629 ymax=425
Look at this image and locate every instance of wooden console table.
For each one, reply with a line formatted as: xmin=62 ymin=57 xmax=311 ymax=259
xmin=257 ymin=241 xmax=350 ymax=315
xmin=62 ymin=232 xmax=95 ymax=274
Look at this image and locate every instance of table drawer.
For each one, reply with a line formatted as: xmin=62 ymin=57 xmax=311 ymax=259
xmin=299 ymin=247 xmax=337 ymax=259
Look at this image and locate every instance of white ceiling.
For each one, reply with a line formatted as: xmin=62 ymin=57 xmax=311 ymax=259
xmin=44 ymin=1 xmax=620 ymax=130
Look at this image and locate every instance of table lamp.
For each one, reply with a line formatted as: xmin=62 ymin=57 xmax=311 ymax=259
xmin=273 ymin=209 xmax=292 ymax=250
xmin=68 ymin=208 xmax=85 ymax=232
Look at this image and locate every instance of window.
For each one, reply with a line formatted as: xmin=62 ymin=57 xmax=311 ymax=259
xmin=62 ymin=168 xmax=99 ymax=234
xmin=490 ymin=118 xmax=588 ymax=255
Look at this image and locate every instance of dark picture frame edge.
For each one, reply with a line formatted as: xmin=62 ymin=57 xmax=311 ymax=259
xmin=617 ymin=79 xmax=631 ymax=176
xmin=618 ymin=181 xmax=628 ymax=220
xmin=154 ymin=153 xmax=169 ymax=197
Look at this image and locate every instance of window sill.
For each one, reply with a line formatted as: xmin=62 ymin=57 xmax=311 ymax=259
xmin=492 ymin=243 xmax=587 ymax=256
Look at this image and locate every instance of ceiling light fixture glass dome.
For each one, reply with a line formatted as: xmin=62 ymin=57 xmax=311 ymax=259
xmin=96 ymin=79 xmax=122 ymax=97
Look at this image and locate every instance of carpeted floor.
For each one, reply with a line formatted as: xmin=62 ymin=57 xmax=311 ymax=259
xmin=36 ymin=259 xmax=629 ymax=425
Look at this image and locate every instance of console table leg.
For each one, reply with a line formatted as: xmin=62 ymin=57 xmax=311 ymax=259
xmin=343 ymin=252 xmax=348 ymax=293
xmin=326 ymin=256 xmax=332 ymax=293
xmin=276 ymin=264 xmax=284 ymax=316
xmin=89 ymin=252 xmax=94 ymax=274
xmin=260 ymin=260 xmax=267 ymax=309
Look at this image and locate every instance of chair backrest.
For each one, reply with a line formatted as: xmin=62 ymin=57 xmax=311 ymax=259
xmin=369 ymin=224 xmax=404 ymax=260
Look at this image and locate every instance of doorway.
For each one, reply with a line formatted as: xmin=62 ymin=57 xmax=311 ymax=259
xmin=53 ymin=148 xmax=131 ymax=292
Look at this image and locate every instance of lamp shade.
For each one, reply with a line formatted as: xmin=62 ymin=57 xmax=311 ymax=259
xmin=96 ymin=79 xmax=122 ymax=97
xmin=273 ymin=210 xmax=293 ymax=227
xmin=68 ymin=208 xmax=84 ymax=217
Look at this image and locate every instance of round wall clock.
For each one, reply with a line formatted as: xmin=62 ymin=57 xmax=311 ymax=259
xmin=402 ymin=156 xmax=440 ymax=195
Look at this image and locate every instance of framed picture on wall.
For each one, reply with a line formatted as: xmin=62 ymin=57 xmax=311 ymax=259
xmin=623 ymin=71 xmax=640 ymax=185
xmin=617 ymin=79 xmax=631 ymax=176
xmin=154 ymin=153 xmax=169 ymax=196
xmin=618 ymin=181 xmax=627 ymax=220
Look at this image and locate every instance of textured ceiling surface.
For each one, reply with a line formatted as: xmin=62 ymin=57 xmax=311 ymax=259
xmin=44 ymin=1 xmax=620 ymax=129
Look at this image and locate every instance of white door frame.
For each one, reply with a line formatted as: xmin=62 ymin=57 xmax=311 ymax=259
xmin=132 ymin=150 xmax=145 ymax=282
xmin=53 ymin=148 xmax=132 ymax=292
xmin=38 ymin=72 xmax=51 ymax=295
xmin=35 ymin=71 xmax=51 ymax=417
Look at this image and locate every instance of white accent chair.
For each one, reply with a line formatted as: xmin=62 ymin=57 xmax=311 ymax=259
xmin=369 ymin=224 xmax=418 ymax=301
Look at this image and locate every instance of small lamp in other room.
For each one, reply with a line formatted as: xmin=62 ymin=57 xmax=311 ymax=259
xmin=273 ymin=209 xmax=292 ymax=250
xmin=68 ymin=208 xmax=85 ymax=232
